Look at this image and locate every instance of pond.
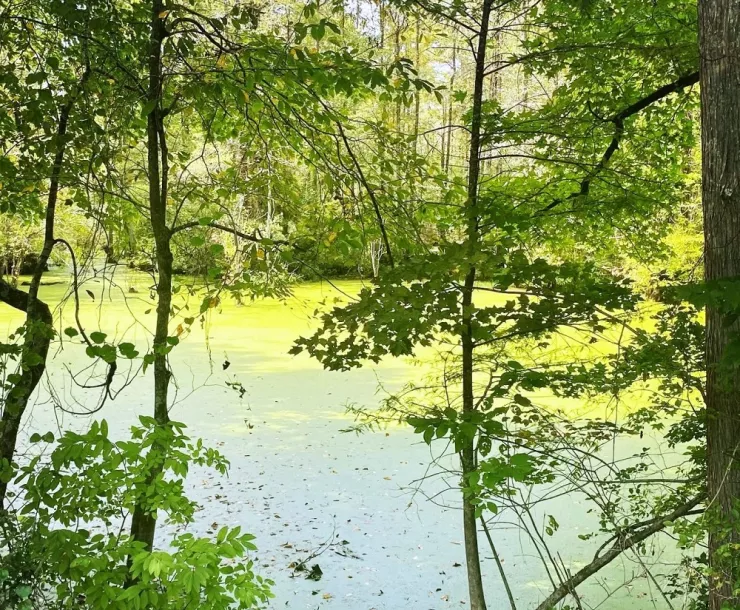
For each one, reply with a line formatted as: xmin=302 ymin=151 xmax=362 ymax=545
xmin=1 ymin=270 xmax=684 ymax=610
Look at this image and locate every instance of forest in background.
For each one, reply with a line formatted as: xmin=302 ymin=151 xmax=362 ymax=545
xmin=0 ymin=0 xmax=736 ymax=608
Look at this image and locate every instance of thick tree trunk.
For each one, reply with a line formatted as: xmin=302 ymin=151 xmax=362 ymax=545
xmin=699 ymin=1 xmax=740 ymax=607
xmin=460 ymin=2 xmax=494 ymax=609
xmin=129 ymin=0 xmax=171 ymax=552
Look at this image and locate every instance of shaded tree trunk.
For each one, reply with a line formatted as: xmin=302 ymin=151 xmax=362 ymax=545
xmin=128 ymin=0 xmax=172 ymax=551
xmin=460 ymin=2 xmax=494 ymax=609
xmin=441 ymin=98 xmax=447 ymax=168
xmin=0 ymin=81 xmax=86 ymax=506
xmin=0 ymin=283 xmax=52 ymax=507
xmin=699 ymin=0 xmax=740 ymax=607
xmin=413 ymin=14 xmax=421 ymax=154
xmin=445 ymin=41 xmax=457 ymax=172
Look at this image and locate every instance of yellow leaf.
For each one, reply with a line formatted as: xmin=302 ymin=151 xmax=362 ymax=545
xmin=22 ymin=184 xmax=35 ymax=193
xmin=242 ymin=90 xmax=249 ymax=103
xmin=322 ymin=593 xmax=333 ymax=600
xmin=158 ymin=10 xmax=170 ymax=18
xmin=256 ymin=249 xmax=265 ymax=260
xmin=216 ymin=55 xmax=227 ymax=69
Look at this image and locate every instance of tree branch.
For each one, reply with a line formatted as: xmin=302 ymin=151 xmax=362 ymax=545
xmin=538 ymin=71 xmax=699 ymax=215
xmin=0 ymin=279 xmax=32 ymax=313
xmin=334 ymin=121 xmax=395 ymax=269
xmin=169 ymin=220 xmax=287 ymax=246
xmin=534 ymin=493 xmax=705 ymax=610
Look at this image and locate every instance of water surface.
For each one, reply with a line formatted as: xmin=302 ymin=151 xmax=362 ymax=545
xmin=0 ymin=271 xmax=683 ymax=609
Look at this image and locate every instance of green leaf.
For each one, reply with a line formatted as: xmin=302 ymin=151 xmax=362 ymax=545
xmin=90 ymin=331 xmax=107 ymax=344
xmin=422 ymin=427 xmax=434 ymax=444
xmin=140 ymin=99 xmax=157 ymax=117
xmin=14 ymin=585 xmax=31 ymax=600
xmin=119 ymin=342 xmax=139 ymax=358
xmin=310 ymin=22 xmax=326 ymax=41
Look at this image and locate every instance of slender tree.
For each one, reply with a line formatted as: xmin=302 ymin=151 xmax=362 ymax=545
xmin=0 ymin=3 xmax=93 ymax=507
xmin=127 ymin=0 xmax=171 ymax=551
xmin=460 ymin=1 xmax=494 ymax=608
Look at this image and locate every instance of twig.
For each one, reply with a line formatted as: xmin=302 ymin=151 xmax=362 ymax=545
xmin=480 ymin=516 xmax=517 ymax=610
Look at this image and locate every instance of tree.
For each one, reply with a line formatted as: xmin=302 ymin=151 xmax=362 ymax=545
xmin=458 ymin=0 xmax=495 ymax=606
xmin=296 ymin=0 xmax=708 ymax=609
xmin=0 ymin=0 xmax=97 ymax=507
xmin=699 ymin=0 xmax=740 ymax=607
xmin=0 ymin=0 xmax=429 ymax=603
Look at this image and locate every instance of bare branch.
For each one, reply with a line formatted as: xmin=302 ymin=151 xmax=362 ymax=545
xmin=534 ymin=493 xmax=705 ymax=610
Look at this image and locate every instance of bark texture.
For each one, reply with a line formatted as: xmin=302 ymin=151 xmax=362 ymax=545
xmin=699 ymin=0 xmax=740 ymax=607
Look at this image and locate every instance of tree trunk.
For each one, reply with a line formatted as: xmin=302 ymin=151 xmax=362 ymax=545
xmin=0 ymin=283 xmax=52 ymax=507
xmin=445 ymin=41 xmax=457 ymax=172
xmin=441 ymin=99 xmax=447 ymax=169
xmin=413 ymin=14 xmax=421 ymax=154
xmin=0 ymin=86 xmax=83 ymax=507
xmin=129 ymin=0 xmax=172 ymax=551
xmin=460 ymin=2 xmax=494 ymax=609
xmin=699 ymin=0 xmax=740 ymax=607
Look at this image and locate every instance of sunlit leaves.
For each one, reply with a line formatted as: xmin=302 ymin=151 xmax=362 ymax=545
xmin=8 ymin=419 xmax=272 ymax=609
xmin=294 ymin=246 xmax=638 ymax=370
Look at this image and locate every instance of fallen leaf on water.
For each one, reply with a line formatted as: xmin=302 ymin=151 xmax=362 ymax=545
xmin=306 ymin=564 xmax=323 ymax=581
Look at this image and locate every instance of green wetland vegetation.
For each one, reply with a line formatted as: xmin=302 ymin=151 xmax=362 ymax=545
xmin=0 ymin=274 xmax=687 ymax=609
xmin=0 ymin=0 xmax=738 ymax=609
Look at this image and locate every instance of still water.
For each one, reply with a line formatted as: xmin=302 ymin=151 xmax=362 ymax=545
xmin=0 ymin=270 xmax=683 ymax=610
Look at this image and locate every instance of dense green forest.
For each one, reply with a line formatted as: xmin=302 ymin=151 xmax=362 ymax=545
xmin=0 ymin=0 xmax=737 ymax=608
